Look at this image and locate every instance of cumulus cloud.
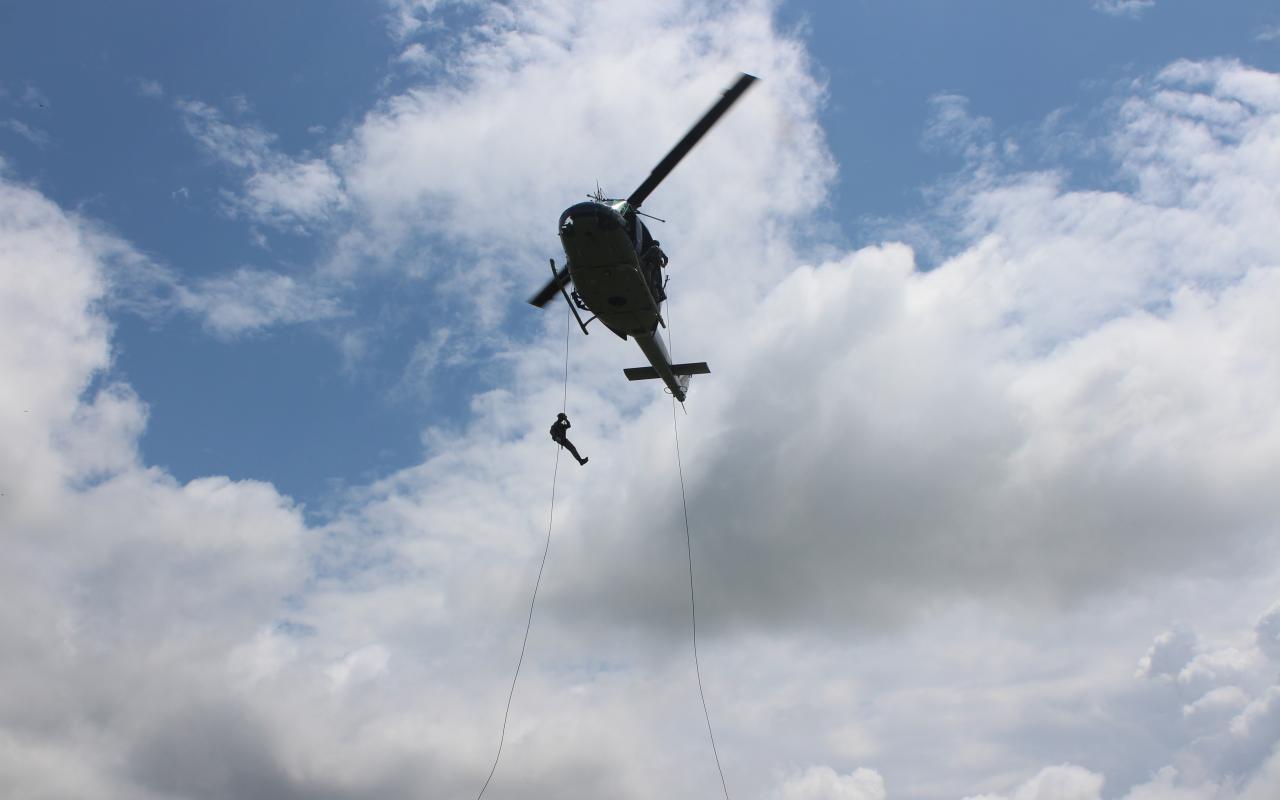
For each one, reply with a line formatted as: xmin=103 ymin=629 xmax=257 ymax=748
xmin=1137 ymin=627 xmax=1197 ymax=679
xmin=1256 ymin=603 xmax=1280 ymax=662
xmin=960 ymin=601 xmax=1280 ymax=800
xmin=1 ymin=173 xmax=309 ymax=799
xmin=539 ymin=58 xmax=1280 ymax=639
xmin=775 ymin=765 xmax=886 ymax=800
xmin=0 ymin=4 xmax=842 ymax=795
xmin=334 ymin=0 xmax=831 ymax=284
xmin=1112 ymin=610 xmax=1280 ymax=799
xmin=7 ymin=2 xmax=1280 ymax=799
xmin=966 ymin=764 xmax=1104 ymax=800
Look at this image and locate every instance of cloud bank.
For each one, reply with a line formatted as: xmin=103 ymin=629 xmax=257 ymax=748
xmin=3 ymin=2 xmax=1280 ymax=799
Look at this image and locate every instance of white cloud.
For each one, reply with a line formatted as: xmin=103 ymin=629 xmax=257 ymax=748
xmin=178 ymin=99 xmax=274 ymax=169
xmin=1 ymin=172 xmax=310 ymax=798
xmin=70 ymin=219 xmax=342 ymax=338
xmin=1183 ymin=686 xmax=1250 ymax=726
xmin=333 ymin=0 xmax=832 ymax=288
xmin=384 ymin=0 xmax=452 ymax=40
xmin=775 ymin=766 xmax=887 ymax=800
xmin=178 ymin=99 xmax=348 ymax=230
xmin=240 ymin=157 xmax=346 ymax=224
xmin=0 ymin=118 xmax=51 ymax=148
xmin=965 ymin=765 xmax=1104 ymax=800
xmin=1138 ymin=627 xmax=1197 ymax=679
xmin=1256 ymin=602 xmax=1280 ymax=662
xmin=394 ymin=326 xmax=462 ymax=398
xmin=546 ymin=58 xmax=1280 ymax=638
xmin=177 ymin=267 xmax=345 ymax=338
xmin=325 ymin=643 xmax=392 ymax=689
xmin=1092 ymin=0 xmax=1156 ymax=19
xmin=7 ymin=3 xmax=1280 ymax=799
xmin=397 ymin=41 xmax=439 ymax=71
xmin=923 ymin=94 xmax=996 ymax=162
xmin=310 ymin=43 xmax=1280 ymax=799
xmin=972 ymin=600 xmax=1280 ymax=800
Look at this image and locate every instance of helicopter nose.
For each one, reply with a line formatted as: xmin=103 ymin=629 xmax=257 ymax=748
xmin=560 ymin=201 xmax=622 ymax=234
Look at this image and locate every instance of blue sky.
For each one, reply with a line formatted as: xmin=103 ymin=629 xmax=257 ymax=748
xmin=1 ymin=1 xmax=426 ymax=503
xmin=2 ymin=1 xmax=1276 ymax=508
xmin=794 ymin=1 xmax=1280 ymax=225
xmin=5 ymin=2 xmax=1280 ymax=798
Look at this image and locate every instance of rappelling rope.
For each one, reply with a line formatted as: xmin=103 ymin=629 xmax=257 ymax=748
xmin=672 ymin=402 xmax=731 ymax=800
xmin=475 ymin=308 xmax=572 ymax=800
xmin=666 ymin=293 xmax=731 ymax=800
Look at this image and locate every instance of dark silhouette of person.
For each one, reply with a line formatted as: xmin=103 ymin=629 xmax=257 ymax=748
xmin=625 ymin=211 xmax=668 ymax=304
xmin=550 ymin=412 xmax=588 ymax=465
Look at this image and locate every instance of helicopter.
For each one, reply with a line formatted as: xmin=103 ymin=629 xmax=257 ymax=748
xmin=528 ymin=73 xmax=757 ymax=402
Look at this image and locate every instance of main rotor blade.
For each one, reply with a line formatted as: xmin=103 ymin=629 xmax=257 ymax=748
xmin=528 ymin=264 xmax=572 ymax=308
xmin=625 ymin=72 xmax=757 ymax=209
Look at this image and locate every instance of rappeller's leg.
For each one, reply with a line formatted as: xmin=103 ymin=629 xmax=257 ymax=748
xmin=555 ymin=436 xmax=588 ymax=466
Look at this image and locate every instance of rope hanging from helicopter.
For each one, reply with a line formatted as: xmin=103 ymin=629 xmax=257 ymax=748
xmin=493 ymin=70 xmax=758 ymax=800
xmin=476 ymin=300 xmax=732 ymax=799
xmin=667 ymin=292 xmax=732 ymax=800
xmin=474 ymin=307 xmax=571 ymax=800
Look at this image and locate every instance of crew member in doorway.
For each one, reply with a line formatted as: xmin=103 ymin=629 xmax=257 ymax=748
xmin=550 ymin=412 xmax=588 ymax=465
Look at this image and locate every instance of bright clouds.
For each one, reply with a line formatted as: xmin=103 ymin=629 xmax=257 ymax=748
xmin=3 ymin=2 xmax=1280 ymax=799
xmin=1 ymin=175 xmax=308 ymax=797
xmin=178 ymin=99 xmax=348 ymax=230
xmin=176 ymin=267 xmax=344 ymax=338
xmin=546 ymin=58 xmax=1280 ymax=638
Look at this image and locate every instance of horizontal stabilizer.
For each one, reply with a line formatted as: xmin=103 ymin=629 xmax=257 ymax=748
xmin=623 ymin=366 xmax=660 ymax=381
xmin=672 ymin=361 xmax=711 ymax=376
xmin=623 ymin=362 xmax=711 ymax=381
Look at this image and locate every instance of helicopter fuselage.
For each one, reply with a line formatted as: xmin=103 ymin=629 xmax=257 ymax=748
xmin=529 ymin=73 xmax=754 ymax=403
xmin=557 ymin=201 xmax=659 ymax=339
xmin=558 ymin=200 xmax=695 ymax=400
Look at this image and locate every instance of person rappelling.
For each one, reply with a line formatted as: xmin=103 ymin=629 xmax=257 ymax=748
xmin=549 ymin=412 xmax=588 ymax=465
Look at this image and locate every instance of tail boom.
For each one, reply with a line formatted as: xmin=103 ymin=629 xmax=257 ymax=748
xmin=627 ymin=331 xmax=709 ymax=402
